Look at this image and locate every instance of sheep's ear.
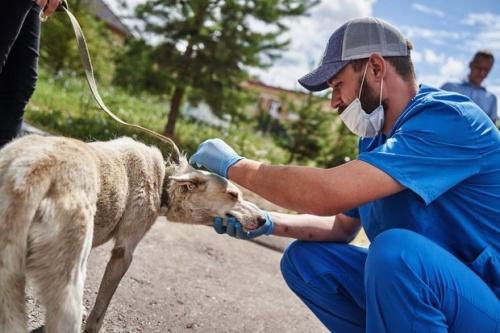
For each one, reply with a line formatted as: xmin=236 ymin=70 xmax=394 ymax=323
xmin=169 ymin=172 xmax=207 ymax=191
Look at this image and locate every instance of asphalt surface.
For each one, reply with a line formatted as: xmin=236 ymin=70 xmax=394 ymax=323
xmin=27 ymin=219 xmax=329 ymax=332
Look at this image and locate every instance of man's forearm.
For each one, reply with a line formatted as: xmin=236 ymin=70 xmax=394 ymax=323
xmin=270 ymin=212 xmax=360 ymax=242
xmin=228 ymin=159 xmax=339 ymax=215
xmin=227 ymin=158 xmax=403 ymax=216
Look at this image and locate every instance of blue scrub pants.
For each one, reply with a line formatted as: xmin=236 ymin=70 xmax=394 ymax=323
xmin=280 ymin=229 xmax=499 ymax=332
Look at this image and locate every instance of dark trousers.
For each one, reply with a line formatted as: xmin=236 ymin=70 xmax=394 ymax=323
xmin=0 ymin=0 xmax=40 ymax=147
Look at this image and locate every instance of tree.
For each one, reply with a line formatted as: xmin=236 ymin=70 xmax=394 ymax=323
xmin=274 ymin=93 xmax=332 ymax=164
xmin=113 ymin=38 xmax=174 ymax=94
xmin=275 ymin=94 xmax=358 ymax=167
xmin=39 ymin=0 xmax=118 ymax=83
xmin=134 ymin=0 xmax=319 ymax=137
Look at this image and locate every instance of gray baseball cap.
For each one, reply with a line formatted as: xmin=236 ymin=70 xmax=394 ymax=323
xmin=298 ymin=17 xmax=409 ymax=92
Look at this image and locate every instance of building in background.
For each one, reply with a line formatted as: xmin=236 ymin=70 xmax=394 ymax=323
xmin=84 ymin=0 xmax=131 ymax=43
xmin=242 ymin=80 xmax=330 ymax=134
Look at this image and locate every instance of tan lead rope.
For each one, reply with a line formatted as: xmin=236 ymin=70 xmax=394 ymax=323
xmin=40 ymin=1 xmax=181 ymax=162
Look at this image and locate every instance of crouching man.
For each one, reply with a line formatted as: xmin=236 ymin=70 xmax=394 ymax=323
xmin=191 ymin=17 xmax=500 ymax=333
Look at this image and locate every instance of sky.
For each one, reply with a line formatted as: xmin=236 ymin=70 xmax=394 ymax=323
xmin=108 ymin=0 xmax=500 ymax=111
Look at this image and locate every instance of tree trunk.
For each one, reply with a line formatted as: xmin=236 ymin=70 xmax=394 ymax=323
xmin=163 ymin=3 xmax=209 ymax=137
xmin=163 ymin=41 xmax=193 ymax=137
xmin=164 ymin=86 xmax=185 ymax=137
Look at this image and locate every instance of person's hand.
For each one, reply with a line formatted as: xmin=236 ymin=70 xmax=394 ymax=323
xmin=189 ymin=138 xmax=243 ymax=178
xmin=36 ymin=0 xmax=61 ymax=18
xmin=213 ymin=212 xmax=274 ymax=240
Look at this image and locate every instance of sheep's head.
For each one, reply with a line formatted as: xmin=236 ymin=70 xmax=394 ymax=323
xmin=164 ymin=169 xmax=266 ymax=231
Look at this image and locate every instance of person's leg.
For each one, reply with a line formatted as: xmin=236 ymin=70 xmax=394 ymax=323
xmin=280 ymin=240 xmax=368 ymax=333
xmin=0 ymin=0 xmax=41 ymax=147
xmin=365 ymin=228 xmax=500 ymax=333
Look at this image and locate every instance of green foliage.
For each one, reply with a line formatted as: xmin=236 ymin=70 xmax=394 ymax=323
xmin=175 ymin=120 xmax=290 ymax=164
xmin=128 ymin=0 xmax=319 ymax=133
xmin=29 ymin=0 xmax=359 ymax=168
xmin=275 ymin=94 xmax=358 ymax=167
xmin=316 ymin=120 xmax=359 ymax=167
xmin=113 ymin=38 xmax=174 ymax=94
xmin=39 ymin=0 xmax=118 ymax=83
xmin=26 ymin=70 xmax=290 ymax=164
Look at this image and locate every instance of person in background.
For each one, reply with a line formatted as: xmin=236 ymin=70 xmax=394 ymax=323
xmin=190 ymin=17 xmax=500 ymax=333
xmin=441 ymin=50 xmax=497 ymax=124
xmin=0 ymin=0 xmax=59 ymax=148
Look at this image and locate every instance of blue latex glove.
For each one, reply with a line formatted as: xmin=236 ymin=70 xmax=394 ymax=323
xmin=189 ymin=138 xmax=243 ymax=178
xmin=213 ymin=212 xmax=274 ymax=240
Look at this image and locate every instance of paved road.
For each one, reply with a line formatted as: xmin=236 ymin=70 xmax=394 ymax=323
xmin=28 ymin=218 xmax=328 ymax=332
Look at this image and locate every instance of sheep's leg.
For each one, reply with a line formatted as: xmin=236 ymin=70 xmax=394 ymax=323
xmin=84 ymin=214 xmax=156 ymax=333
xmin=30 ymin=193 xmax=94 ymax=333
xmin=83 ymin=245 xmax=134 ymax=333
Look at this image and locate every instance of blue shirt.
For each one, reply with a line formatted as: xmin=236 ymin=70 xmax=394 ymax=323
xmin=345 ymin=85 xmax=500 ymax=296
xmin=441 ymin=81 xmax=497 ymax=123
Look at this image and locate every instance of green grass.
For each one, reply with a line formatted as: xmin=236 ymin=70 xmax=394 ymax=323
xmin=26 ymin=70 xmax=290 ymax=164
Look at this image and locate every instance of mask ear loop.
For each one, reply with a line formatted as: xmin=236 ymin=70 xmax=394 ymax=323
xmin=358 ymin=62 xmax=369 ymax=99
xmin=379 ymin=77 xmax=384 ymax=106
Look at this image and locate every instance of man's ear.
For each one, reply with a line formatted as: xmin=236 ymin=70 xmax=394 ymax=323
xmin=369 ymin=53 xmax=386 ymax=79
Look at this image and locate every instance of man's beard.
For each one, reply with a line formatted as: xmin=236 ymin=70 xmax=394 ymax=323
xmin=359 ymin=78 xmax=381 ymax=114
xmin=338 ymin=77 xmax=381 ymax=114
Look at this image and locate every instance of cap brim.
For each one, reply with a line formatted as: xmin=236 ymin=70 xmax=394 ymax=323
xmin=298 ymin=61 xmax=349 ymax=92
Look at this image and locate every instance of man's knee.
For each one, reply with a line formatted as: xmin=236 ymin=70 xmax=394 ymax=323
xmin=365 ymin=228 xmax=429 ymax=285
xmin=281 ymin=240 xmax=363 ymax=287
xmin=280 ymin=240 xmax=306 ymax=282
xmin=281 ymin=240 xmax=344 ymax=288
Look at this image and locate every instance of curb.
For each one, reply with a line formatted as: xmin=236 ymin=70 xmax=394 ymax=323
xmin=21 ymin=122 xmax=49 ymax=136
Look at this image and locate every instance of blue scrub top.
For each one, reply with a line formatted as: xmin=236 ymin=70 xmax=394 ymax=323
xmin=345 ymin=85 xmax=500 ymax=296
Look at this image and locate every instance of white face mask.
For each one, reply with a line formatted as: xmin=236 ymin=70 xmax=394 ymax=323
xmin=339 ymin=63 xmax=385 ymax=137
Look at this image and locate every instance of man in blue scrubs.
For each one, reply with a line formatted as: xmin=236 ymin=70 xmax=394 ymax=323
xmin=190 ymin=17 xmax=500 ymax=332
xmin=441 ymin=50 xmax=497 ymax=124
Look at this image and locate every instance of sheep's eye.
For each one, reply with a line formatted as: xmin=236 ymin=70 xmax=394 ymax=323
xmin=227 ymin=190 xmax=239 ymax=200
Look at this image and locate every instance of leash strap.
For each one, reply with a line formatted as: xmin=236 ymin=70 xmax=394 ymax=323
xmin=40 ymin=0 xmax=181 ymax=161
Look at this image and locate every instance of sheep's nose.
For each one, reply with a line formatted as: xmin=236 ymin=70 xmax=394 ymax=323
xmin=257 ymin=216 xmax=266 ymax=228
